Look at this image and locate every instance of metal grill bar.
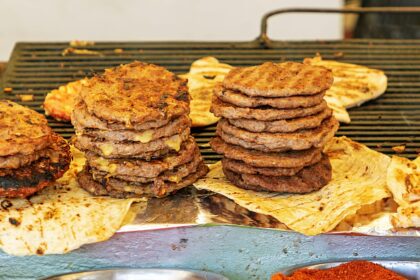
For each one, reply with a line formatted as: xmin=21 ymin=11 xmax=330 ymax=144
xmin=1 ymin=40 xmax=420 ymax=161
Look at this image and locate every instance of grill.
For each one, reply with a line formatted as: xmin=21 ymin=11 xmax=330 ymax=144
xmin=1 ymin=39 xmax=420 ymax=161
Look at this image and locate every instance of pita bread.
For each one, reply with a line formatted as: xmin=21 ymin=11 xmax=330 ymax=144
xmin=180 ymin=57 xmax=233 ymax=127
xmin=387 ymin=156 xmax=420 ymax=228
xmin=194 ymin=137 xmax=391 ymax=235
xmin=304 ymin=55 xmax=387 ymax=123
xmin=44 ymin=78 xmax=89 ymax=121
xmin=0 ymin=147 xmax=145 ymax=256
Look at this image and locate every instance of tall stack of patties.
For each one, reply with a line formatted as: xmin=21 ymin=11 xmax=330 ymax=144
xmin=0 ymin=100 xmax=71 ymax=198
xmin=210 ymin=62 xmax=339 ymax=193
xmin=72 ymin=62 xmax=208 ymax=198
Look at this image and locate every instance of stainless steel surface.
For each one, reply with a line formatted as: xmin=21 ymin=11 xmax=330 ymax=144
xmin=42 ymin=268 xmax=228 ymax=280
xmin=282 ymin=261 xmax=420 ymax=279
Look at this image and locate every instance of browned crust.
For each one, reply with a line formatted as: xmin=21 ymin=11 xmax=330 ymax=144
xmin=0 ymin=133 xmax=71 ymax=198
xmin=210 ymin=137 xmax=322 ymax=168
xmin=228 ymin=108 xmax=332 ymax=133
xmin=223 ymin=62 xmax=333 ymax=97
xmin=211 ymin=96 xmax=328 ymax=121
xmin=77 ymin=115 xmax=191 ymax=142
xmin=0 ymin=100 xmax=52 ymax=157
xmin=80 ymin=62 xmax=190 ymax=126
xmin=86 ymin=137 xmax=199 ymax=178
xmin=217 ymin=117 xmax=339 ymax=152
xmin=75 ymin=128 xmax=190 ymax=158
xmin=78 ymin=162 xmax=208 ymax=198
xmin=223 ymin=154 xmax=331 ymax=193
xmin=215 ymin=86 xmax=325 ymax=109
xmin=72 ymin=100 xmax=173 ymax=131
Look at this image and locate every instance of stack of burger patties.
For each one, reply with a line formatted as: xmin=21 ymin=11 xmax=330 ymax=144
xmin=72 ymin=62 xmax=208 ymax=198
xmin=210 ymin=62 xmax=339 ymax=193
xmin=0 ymin=100 xmax=71 ymax=198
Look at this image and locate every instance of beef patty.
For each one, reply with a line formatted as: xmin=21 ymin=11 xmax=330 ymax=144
xmin=223 ymin=154 xmax=332 ymax=193
xmin=210 ymin=137 xmax=322 ymax=168
xmin=217 ymin=117 xmax=339 ymax=152
xmin=211 ymin=96 xmax=328 ymax=121
xmin=0 ymin=133 xmax=71 ymax=198
xmin=72 ymin=100 xmax=173 ymax=131
xmin=215 ymin=86 xmax=325 ymax=109
xmin=78 ymin=162 xmax=208 ymax=198
xmin=80 ymin=62 xmax=190 ymax=126
xmin=77 ymin=115 xmax=191 ymax=142
xmin=223 ymin=62 xmax=333 ymax=97
xmin=228 ymin=108 xmax=332 ymax=133
xmin=0 ymin=100 xmax=52 ymax=157
xmin=91 ymin=152 xmax=203 ymax=183
xmin=85 ymin=136 xmax=199 ymax=178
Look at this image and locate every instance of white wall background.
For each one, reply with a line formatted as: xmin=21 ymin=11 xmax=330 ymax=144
xmin=0 ymin=0 xmax=342 ymax=60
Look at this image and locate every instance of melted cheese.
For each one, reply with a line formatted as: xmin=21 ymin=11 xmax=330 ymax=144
xmin=134 ymin=130 xmax=154 ymax=143
xmin=94 ymin=157 xmax=117 ymax=174
xmin=99 ymin=144 xmax=114 ymax=156
xmin=165 ymin=135 xmax=182 ymax=151
xmin=168 ymin=175 xmax=181 ymax=183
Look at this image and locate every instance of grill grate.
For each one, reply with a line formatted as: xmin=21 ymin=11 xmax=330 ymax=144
xmin=1 ymin=40 xmax=420 ymax=161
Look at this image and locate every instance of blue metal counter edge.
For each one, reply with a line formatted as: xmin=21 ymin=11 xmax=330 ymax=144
xmin=0 ymin=226 xmax=419 ymax=280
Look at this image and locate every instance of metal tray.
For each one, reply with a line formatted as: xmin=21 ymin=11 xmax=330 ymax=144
xmin=42 ymin=268 xmax=228 ymax=280
xmin=282 ymin=260 xmax=420 ymax=279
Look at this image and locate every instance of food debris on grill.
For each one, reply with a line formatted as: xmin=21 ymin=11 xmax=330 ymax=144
xmin=62 ymin=48 xmax=102 ymax=56
xmin=392 ymin=145 xmax=406 ymax=153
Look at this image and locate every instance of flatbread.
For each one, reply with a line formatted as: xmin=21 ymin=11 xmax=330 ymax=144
xmin=0 ymin=147 xmax=144 ymax=256
xmin=180 ymin=57 xmax=233 ymax=127
xmin=304 ymin=55 xmax=388 ymax=123
xmin=44 ymin=78 xmax=89 ymax=122
xmin=194 ymin=137 xmax=391 ymax=235
xmin=387 ymin=156 xmax=420 ymax=228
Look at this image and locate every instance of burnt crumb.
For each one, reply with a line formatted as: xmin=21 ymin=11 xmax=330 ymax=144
xmin=203 ymin=75 xmax=216 ymax=80
xmin=1 ymin=200 xmax=12 ymax=210
xmin=36 ymin=248 xmax=44 ymax=255
xmin=9 ymin=217 xmax=20 ymax=226
xmin=175 ymin=91 xmax=189 ymax=102
xmin=180 ymin=238 xmax=188 ymax=244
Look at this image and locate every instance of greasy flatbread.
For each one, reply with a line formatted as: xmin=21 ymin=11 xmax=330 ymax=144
xmin=0 ymin=147 xmax=144 ymax=255
xmin=180 ymin=57 xmax=233 ymax=127
xmin=217 ymin=117 xmax=339 ymax=152
xmin=196 ymin=137 xmax=391 ymax=235
xmin=223 ymin=62 xmax=333 ymax=97
xmin=44 ymin=78 xmax=89 ymax=121
xmin=304 ymin=56 xmax=388 ymax=123
xmin=211 ymin=96 xmax=328 ymax=121
xmin=387 ymin=156 xmax=420 ymax=228
xmin=0 ymin=100 xmax=52 ymax=157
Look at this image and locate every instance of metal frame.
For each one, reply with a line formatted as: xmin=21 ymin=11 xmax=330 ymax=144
xmin=258 ymin=7 xmax=420 ymax=47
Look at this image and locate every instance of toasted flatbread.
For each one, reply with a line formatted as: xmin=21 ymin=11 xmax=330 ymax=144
xmin=194 ymin=137 xmax=391 ymax=236
xmin=180 ymin=57 xmax=233 ymax=127
xmin=304 ymin=55 xmax=387 ymax=123
xmin=0 ymin=147 xmax=145 ymax=256
xmin=387 ymin=156 xmax=420 ymax=228
xmin=44 ymin=78 xmax=89 ymax=121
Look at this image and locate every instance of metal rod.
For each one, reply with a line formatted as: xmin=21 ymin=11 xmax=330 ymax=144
xmin=258 ymin=7 xmax=420 ymax=47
